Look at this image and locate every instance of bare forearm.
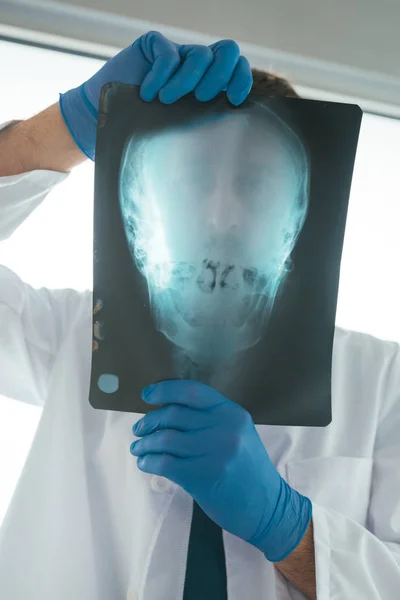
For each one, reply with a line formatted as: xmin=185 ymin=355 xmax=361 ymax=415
xmin=275 ymin=519 xmax=317 ymax=600
xmin=0 ymin=103 xmax=86 ymax=176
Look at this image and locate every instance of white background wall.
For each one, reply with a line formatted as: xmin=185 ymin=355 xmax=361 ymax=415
xmin=1 ymin=0 xmax=400 ymax=109
xmin=61 ymin=0 xmax=400 ymax=76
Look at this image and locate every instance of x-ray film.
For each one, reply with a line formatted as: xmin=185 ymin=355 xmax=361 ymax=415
xmin=89 ymin=82 xmax=362 ymax=426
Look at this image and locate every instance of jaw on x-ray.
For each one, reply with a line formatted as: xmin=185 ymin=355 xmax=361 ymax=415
xmin=118 ymin=104 xmax=310 ymax=368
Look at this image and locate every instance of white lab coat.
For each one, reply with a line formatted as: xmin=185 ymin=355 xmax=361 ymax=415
xmin=0 ymin=123 xmax=400 ymax=600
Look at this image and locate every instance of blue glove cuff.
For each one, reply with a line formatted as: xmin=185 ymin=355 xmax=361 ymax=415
xmin=266 ymin=497 xmax=313 ymax=563
xmin=248 ymin=476 xmax=313 ymax=563
xmin=59 ymin=85 xmax=98 ymax=161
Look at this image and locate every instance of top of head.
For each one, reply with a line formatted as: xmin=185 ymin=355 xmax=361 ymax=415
xmin=250 ymin=69 xmax=299 ymax=99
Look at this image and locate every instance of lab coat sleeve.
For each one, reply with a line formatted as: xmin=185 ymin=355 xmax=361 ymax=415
xmin=309 ymin=341 xmax=400 ymax=600
xmin=0 ymin=120 xmax=86 ymax=406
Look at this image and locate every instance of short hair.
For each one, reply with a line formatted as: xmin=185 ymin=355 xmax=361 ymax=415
xmin=251 ymin=68 xmax=299 ymax=99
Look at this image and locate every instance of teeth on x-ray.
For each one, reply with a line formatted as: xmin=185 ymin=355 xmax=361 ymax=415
xmin=243 ymin=268 xmax=257 ymax=286
xmin=220 ymin=265 xmax=238 ymax=290
xmin=196 ymin=261 xmax=240 ymax=292
xmin=171 ymin=263 xmax=196 ymax=288
xmin=197 ymin=260 xmax=218 ymax=292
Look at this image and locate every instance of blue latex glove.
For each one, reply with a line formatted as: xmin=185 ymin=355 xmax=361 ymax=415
xmin=59 ymin=31 xmax=253 ymax=161
xmin=130 ymin=380 xmax=312 ymax=563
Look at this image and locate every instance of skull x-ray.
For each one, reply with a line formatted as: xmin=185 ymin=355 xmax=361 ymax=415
xmin=89 ymin=83 xmax=362 ymax=426
xmin=119 ymin=105 xmax=309 ymax=364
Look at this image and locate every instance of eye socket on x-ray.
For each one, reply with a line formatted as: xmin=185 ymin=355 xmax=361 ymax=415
xmin=233 ymin=173 xmax=277 ymax=212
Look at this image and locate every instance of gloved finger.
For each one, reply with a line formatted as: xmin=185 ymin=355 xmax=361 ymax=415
xmin=133 ymin=404 xmax=212 ymax=436
xmin=226 ymin=55 xmax=253 ymax=105
xmin=159 ymin=45 xmax=214 ymax=104
xmin=142 ymin=379 xmax=228 ymax=409
xmin=195 ymin=39 xmax=241 ymax=102
xmin=130 ymin=429 xmax=204 ymax=458
xmin=139 ymin=31 xmax=181 ymax=102
xmin=135 ymin=452 xmax=189 ymax=488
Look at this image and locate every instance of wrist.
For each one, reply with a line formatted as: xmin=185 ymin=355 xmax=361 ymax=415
xmin=59 ymin=85 xmax=98 ymax=161
xmin=266 ymin=497 xmax=313 ymax=563
xmin=251 ymin=478 xmax=313 ymax=563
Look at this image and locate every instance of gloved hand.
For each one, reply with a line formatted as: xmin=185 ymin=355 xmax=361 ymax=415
xmin=130 ymin=380 xmax=312 ymax=563
xmin=59 ymin=31 xmax=253 ymax=161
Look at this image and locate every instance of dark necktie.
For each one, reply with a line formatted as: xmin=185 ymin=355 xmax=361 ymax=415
xmin=183 ymin=500 xmax=228 ymax=600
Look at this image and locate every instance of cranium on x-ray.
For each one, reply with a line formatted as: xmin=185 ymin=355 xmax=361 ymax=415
xmin=118 ymin=103 xmax=310 ymax=366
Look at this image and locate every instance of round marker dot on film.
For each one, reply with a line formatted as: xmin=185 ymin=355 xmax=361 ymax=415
xmin=98 ymin=373 xmax=119 ymax=394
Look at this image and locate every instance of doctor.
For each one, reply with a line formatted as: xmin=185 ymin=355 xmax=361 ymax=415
xmin=0 ymin=31 xmax=399 ymax=600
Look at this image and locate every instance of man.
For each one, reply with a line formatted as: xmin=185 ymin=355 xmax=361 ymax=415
xmin=0 ymin=31 xmax=399 ymax=600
